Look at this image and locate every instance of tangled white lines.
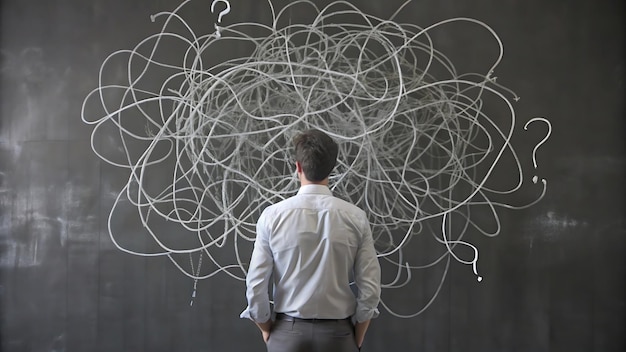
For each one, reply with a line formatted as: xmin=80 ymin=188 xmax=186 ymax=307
xmin=82 ymin=0 xmax=551 ymax=317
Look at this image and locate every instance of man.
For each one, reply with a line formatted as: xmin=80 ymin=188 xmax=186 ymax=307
xmin=241 ymin=129 xmax=382 ymax=352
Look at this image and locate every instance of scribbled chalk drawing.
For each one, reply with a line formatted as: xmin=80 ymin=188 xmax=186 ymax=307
xmin=82 ymin=0 xmax=551 ymax=316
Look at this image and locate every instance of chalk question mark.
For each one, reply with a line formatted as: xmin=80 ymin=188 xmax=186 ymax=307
xmin=523 ymin=117 xmax=552 ymax=184
xmin=211 ymin=0 xmax=231 ymax=38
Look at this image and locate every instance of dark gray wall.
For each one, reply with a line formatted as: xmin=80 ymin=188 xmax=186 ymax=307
xmin=0 ymin=0 xmax=624 ymax=351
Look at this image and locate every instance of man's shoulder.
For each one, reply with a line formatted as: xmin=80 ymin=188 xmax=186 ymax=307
xmin=262 ymin=193 xmax=366 ymax=217
xmin=328 ymin=196 xmax=367 ymax=217
xmin=260 ymin=194 xmax=299 ymax=214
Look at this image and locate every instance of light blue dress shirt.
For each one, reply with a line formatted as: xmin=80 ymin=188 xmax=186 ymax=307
xmin=241 ymin=184 xmax=381 ymax=323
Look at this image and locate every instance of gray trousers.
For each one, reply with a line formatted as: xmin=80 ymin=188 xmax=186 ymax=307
xmin=266 ymin=318 xmax=359 ymax=352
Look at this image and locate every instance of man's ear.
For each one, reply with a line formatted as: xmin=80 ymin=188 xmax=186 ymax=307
xmin=295 ymin=161 xmax=302 ymax=174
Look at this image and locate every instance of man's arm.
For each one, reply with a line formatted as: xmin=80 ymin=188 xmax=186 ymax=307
xmin=241 ymin=213 xmax=274 ymax=340
xmin=353 ymin=217 xmax=382 ymax=347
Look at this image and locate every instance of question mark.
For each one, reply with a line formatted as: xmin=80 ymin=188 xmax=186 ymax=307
xmin=523 ymin=117 xmax=552 ymax=184
xmin=211 ymin=0 xmax=231 ymax=38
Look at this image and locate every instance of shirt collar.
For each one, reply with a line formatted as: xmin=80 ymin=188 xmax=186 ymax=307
xmin=297 ymin=184 xmax=332 ymax=196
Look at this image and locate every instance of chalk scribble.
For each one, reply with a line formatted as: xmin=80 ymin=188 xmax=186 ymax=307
xmin=82 ymin=0 xmax=550 ymax=317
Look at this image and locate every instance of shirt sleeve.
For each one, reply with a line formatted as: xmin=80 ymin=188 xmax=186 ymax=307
xmin=353 ymin=215 xmax=382 ymax=323
xmin=240 ymin=211 xmax=273 ymax=322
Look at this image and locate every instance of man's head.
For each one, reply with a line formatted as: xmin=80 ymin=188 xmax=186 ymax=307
xmin=293 ymin=129 xmax=338 ymax=183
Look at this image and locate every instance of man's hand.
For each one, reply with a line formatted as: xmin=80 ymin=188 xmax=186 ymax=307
xmin=256 ymin=319 xmax=272 ymax=343
xmin=262 ymin=329 xmax=270 ymax=343
xmin=354 ymin=320 xmax=371 ymax=348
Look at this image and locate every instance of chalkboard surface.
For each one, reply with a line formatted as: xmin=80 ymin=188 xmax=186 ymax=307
xmin=0 ymin=0 xmax=624 ymax=351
